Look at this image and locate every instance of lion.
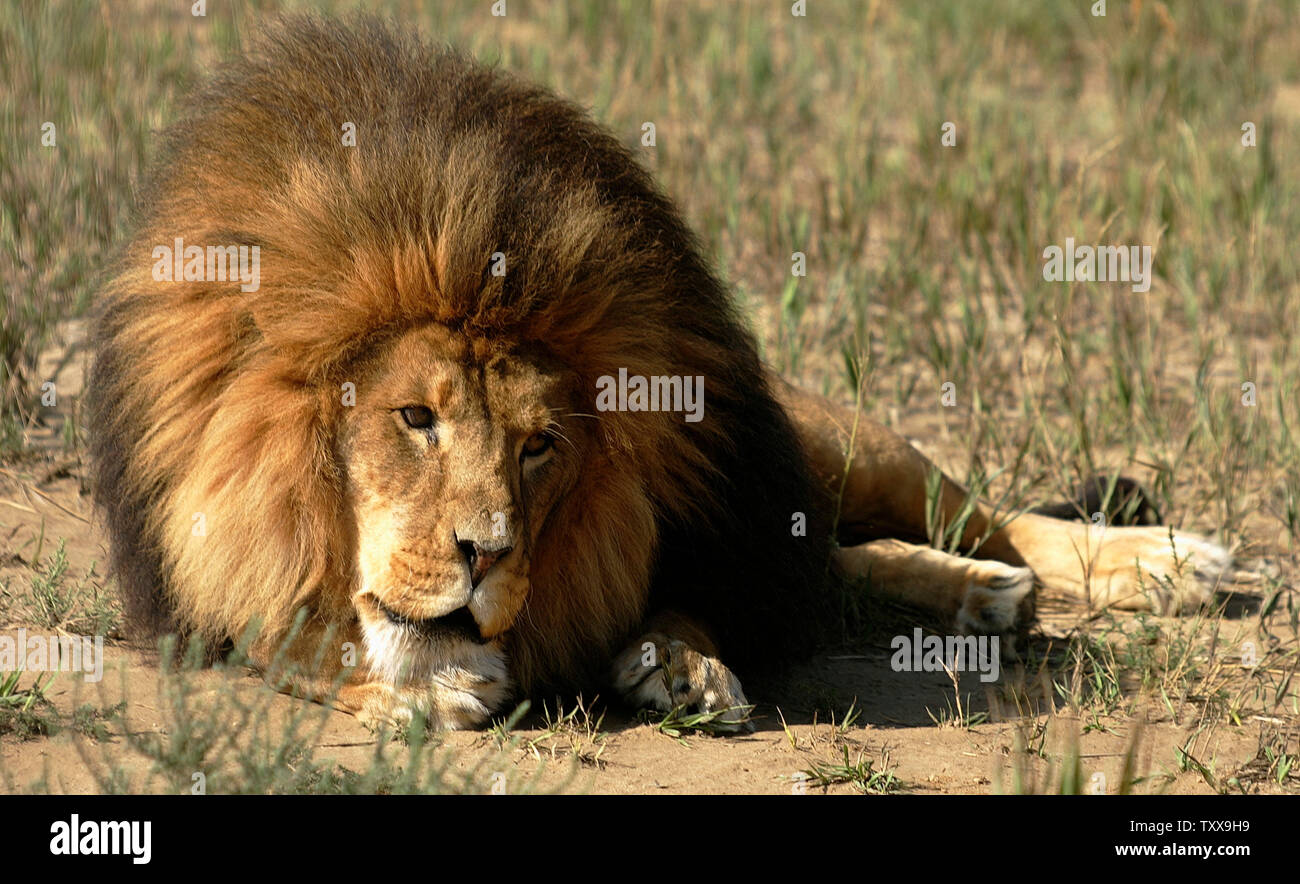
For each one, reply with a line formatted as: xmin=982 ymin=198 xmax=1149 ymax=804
xmin=88 ymin=15 xmax=1231 ymax=730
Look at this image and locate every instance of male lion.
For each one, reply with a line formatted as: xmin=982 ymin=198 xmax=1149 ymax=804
xmin=88 ymin=15 xmax=1231 ymax=730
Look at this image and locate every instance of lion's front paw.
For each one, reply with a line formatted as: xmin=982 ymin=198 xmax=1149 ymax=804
xmin=343 ymin=643 xmax=512 ymax=731
xmin=425 ymin=652 xmax=513 ymax=729
xmin=612 ymin=633 xmax=754 ymax=733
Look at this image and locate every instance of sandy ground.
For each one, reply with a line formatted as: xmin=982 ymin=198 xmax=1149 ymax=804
xmin=1 ymin=473 xmax=1289 ymax=796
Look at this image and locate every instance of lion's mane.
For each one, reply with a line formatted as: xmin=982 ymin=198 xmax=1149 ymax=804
xmin=89 ymin=14 xmax=834 ymax=693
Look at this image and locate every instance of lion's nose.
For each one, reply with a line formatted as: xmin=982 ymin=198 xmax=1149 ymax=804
xmin=457 ymin=538 xmax=513 ymax=588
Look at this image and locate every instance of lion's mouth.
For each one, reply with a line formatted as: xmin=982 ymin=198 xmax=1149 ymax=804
xmin=377 ymin=601 xmax=484 ymax=644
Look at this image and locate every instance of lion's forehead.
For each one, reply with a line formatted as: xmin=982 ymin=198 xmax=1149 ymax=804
xmin=363 ymin=324 xmax=570 ymax=431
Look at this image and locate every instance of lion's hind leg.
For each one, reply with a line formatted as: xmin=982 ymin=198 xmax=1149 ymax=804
xmin=777 ymin=377 xmax=1231 ymax=619
xmin=835 ymin=539 xmax=1035 ymax=642
xmin=998 ymin=514 xmax=1232 ymax=615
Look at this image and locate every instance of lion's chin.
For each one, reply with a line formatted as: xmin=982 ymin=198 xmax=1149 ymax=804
xmin=374 ymin=598 xmax=485 ymax=645
xmin=359 ymin=606 xmax=508 ymax=688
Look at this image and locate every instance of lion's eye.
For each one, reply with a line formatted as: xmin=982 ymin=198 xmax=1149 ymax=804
xmin=521 ymin=432 xmax=553 ymax=459
xmin=400 ymin=405 xmax=435 ymax=430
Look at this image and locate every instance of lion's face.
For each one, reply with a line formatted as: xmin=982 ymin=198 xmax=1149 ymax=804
xmin=337 ymin=323 xmax=583 ymax=682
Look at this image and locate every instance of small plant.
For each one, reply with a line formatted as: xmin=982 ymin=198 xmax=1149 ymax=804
xmin=640 ymin=703 xmax=755 ymax=744
xmin=6 ymin=539 xmax=120 ymax=636
xmin=1174 ymin=730 xmax=1223 ymax=793
xmin=491 ymin=696 xmax=610 ymax=768
xmin=529 ymin=697 xmax=608 ymax=767
xmin=1264 ymin=740 xmax=1295 ymax=786
xmin=832 ymin=698 xmax=862 ymax=739
xmin=802 ymin=744 xmax=899 ymax=794
xmin=70 ymin=702 xmax=124 ymax=743
xmin=926 ymin=659 xmax=988 ymax=729
xmin=0 ymin=670 xmax=59 ymax=740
